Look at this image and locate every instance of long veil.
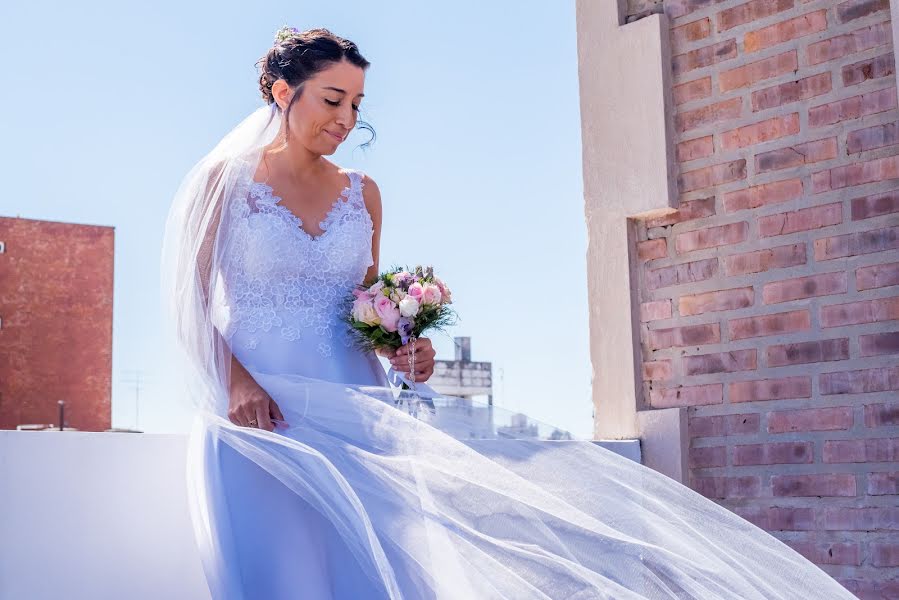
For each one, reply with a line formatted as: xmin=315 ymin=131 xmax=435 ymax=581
xmin=160 ymin=103 xmax=855 ymax=599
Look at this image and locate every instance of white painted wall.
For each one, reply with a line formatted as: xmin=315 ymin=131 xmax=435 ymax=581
xmin=0 ymin=431 xmax=640 ymax=599
xmin=0 ymin=431 xmax=210 ymax=600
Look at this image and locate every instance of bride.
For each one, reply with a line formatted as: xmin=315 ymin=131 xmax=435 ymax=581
xmin=161 ymin=26 xmax=855 ymax=600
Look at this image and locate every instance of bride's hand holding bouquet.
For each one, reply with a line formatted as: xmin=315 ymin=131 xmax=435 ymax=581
xmin=341 ymin=265 xmax=457 ymax=389
xmin=377 ymin=338 xmax=435 ymax=383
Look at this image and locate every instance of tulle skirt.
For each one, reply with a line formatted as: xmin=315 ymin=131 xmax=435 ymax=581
xmin=186 ymin=371 xmax=855 ymax=599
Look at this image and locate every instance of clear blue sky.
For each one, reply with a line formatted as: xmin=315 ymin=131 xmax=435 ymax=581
xmin=0 ymin=0 xmax=593 ymax=437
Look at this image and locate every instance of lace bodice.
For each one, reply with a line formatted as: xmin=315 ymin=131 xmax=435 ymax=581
xmin=215 ymin=165 xmax=374 ymax=358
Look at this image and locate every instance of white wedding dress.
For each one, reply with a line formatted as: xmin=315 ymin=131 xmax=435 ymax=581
xmin=177 ymin=152 xmax=856 ymax=600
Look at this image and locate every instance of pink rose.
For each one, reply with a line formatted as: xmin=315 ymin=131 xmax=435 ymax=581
xmin=434 ymin=278 xmax=452 ymax=303
xmin=374 ymin=295 xmax=400 ymax=332
xmin=407 ymin=282 xmax=424 ymax=303
xmin=421 ymin=283 xmax=442 ymax=306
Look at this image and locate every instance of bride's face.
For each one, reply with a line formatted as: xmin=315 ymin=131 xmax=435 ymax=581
xmin=273 ymin=59 xmax=365 ymax=156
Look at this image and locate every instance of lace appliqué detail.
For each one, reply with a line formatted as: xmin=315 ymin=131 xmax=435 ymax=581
xmin=220 ymin=168 xmax=374 ymax=358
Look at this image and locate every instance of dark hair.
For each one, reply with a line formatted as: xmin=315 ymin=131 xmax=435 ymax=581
xmin=257 ymin=27 xmax=375 ymax=149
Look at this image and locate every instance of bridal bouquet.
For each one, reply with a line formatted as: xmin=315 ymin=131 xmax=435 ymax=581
xmin=340 ymin=265 xmax=457 ymax=390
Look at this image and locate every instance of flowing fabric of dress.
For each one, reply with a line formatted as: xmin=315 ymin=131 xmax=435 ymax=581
xmin=161 ymin=104 xmax=856 ymax=600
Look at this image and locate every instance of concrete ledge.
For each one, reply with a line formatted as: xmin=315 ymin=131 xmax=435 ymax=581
xmin=0 ymin=431 xmax=643 ymax=598
xmin=0 ymin=431 xmax=210 ymax=599
xmin=593 ymin=438 xmax=642 ymax=464
xmin=636 ymin=406 xmax=689 ymax=484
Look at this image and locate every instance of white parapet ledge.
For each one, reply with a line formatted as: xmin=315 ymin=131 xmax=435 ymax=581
xmin=0 ymin=431 xmax=641 ymax=599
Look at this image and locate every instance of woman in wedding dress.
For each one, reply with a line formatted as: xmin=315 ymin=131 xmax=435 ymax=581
xmin=161 ymin=26 xmax=856 ymax=600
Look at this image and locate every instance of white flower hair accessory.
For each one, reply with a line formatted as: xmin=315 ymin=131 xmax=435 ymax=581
xmin=274 ymin=26 xmax=300 ymax=43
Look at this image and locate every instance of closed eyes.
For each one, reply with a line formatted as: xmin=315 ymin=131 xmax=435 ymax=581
xmin=325 ymin=99 xmax=359 ymax=112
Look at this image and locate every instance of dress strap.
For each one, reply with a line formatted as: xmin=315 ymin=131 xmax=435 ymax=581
xmin=347 ymin=169 xmax=365 ymax=197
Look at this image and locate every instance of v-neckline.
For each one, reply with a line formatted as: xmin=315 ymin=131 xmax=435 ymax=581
xmin=250 ymin=171 xmax=354 ymax=242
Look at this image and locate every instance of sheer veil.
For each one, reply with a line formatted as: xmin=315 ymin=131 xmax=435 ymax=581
xmin=160 ymin=103 xmax=280 ymax=416
xmin=159 ymin=103 xmax=856 ymax=599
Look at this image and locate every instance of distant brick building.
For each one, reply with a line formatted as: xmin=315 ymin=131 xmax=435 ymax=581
xmin=0 ymin=217 xmax=114 ymax=431
xmin=579 ymin=1 xmax=899 ymax=596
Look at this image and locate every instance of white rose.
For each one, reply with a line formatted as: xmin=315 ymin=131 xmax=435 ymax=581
xmin=389 ymin=289 xmax=407 ymax=304
xmin=398 ymin=295 xmax=420 ymax=318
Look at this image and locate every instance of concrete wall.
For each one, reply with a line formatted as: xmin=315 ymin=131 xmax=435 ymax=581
xmin=0 ymin=431 xmax=210 ymax=599
xmin=0 ymin=431 xmax=640 ymax=599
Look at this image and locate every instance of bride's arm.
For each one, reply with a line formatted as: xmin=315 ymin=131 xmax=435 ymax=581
xmin=358 ymin=174 xmax=435 ymax=380
xmin=355 ymin=176 xmax=433 ymax=381
xmin=360 ymin=175 xmax=392 ymax=360
xmin=361 ymin=174 xmax=382 ymax=289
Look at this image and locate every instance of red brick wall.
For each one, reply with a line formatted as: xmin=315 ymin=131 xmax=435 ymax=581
xmin=0 ymin=217 xmax=114 ymax=431
xmin=632 ymin=0 xmax=899 ymax=595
